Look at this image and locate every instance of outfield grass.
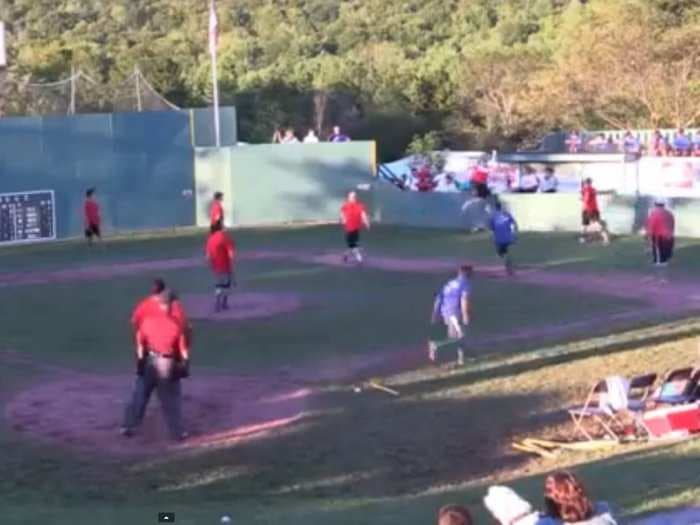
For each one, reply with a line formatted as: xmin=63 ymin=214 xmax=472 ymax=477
xmin=1 ymin=226 xmax=699 ymax=524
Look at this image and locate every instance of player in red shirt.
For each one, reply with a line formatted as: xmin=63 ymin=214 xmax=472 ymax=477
xmin=206 ymin=221 xmax=236 ymax=312
xmin=579 ymin=178 xmax=610 ymax=244
xmin=646 ymin=199 xmax=675 ymax=282
xmin=210 ymin=192 xmax=224 ymax=228
xmin=84 ymin=187 xmax=101 ymax=245
xmin=121 ymin=292 xmax=190 ymax=441
xmin=340 ymin=191 xmax=370 ymax=264
xmin=471 ymin=164 xmax=490 ymax=199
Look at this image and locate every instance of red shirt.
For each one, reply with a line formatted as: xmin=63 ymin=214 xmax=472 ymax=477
xmin=647 ymin=207 xmax=675 ymax=239
xmin=341 ymin=201 xmax=366 ymax=232
xmin=471 ymin=166 xmax=489 ymax=185
xmin=582 ymin=185 xmax=599 ymax=212
xmin=84 ymin=199 xmax=100 ymax=227
xmin=138 ymin=311 xmax=187 ymax=357
xmin=131 ymin=295 xmax=188 ymax=330
xmin=210 ymin=200 xmax=224 ymax=226
xmin=206 ymin=231 xmax=235 ymax=273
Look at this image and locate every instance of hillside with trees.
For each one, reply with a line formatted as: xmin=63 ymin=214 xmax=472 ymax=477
xmin=1 ymin=0 xmax=699 ymax=158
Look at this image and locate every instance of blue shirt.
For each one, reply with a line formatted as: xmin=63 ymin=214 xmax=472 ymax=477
xmin=437 ymin=276 xmax=470 ymax=318
xmin=489 ymin=210 xmax=517 ymax=245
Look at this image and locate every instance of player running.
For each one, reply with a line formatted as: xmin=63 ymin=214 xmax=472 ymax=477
xmin=646 ymin=199 xmax=675 ymax=283
xmin=488 ymin=201 xmax=518 ymax=276
xmin=210 ymin=191 xmax=224 ymax=229
xmin=580 ymin=178 xmax=610 ymax=244
xmin=428 ymin=265 xmax=473 ymax=366
xmin=205 ymin=222 xmax=236 ymax=312
xmin=340 ymin=191 xmax=370 ymax=264
xmin=84 ymin=187 xmax=101 ymax=245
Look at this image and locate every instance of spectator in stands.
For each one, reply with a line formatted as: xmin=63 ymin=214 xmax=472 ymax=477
xmin=565 ymin=130 xmax=583 ymax=153
xmin=540 ymin=167 xmax=558 ymax=193
xmin=303 ymin=129 xmax=320 ymax=143
xmin=587 ymin=133 xmax=607 ymax=152
xmin=471 ymin=162 xmax=490 ymax=198
xmin=517 ymin=166 xmax=540 ymax=193
xmin=622 ymin=130 xmax=641 ymax=156
xmin=650 ymin=129 xmax=667 ymax=156
xmin=272 ymin=127 xmax=284 ymax=144
xmin=281 ymin=128 xmax=300 ymax=144
xmin=328 ymin=125 xmax=351 ymax=143
xmin=692 ymin=132 xmax=700 ymax=157
xmin=673 ymin=128 xmax=691 ymax=156
xmin=603 ymin=136 xmax=617 ymax=153
xmin=437 ymin=504 xmax=473 ymax=525
xmin=543 ymin=471 xmax=617 ymax=524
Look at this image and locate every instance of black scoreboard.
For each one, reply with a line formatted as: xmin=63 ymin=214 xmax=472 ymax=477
xmin=0 ymin=190 xmax=56 ymax=245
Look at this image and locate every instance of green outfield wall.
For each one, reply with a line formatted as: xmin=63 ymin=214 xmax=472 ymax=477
xmin=195 ymin=142 xmax=377 ymax=227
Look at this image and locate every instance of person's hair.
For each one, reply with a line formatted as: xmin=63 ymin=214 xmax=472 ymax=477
xmin=214 ymin=192 xmax=223 ymax=200
xmin=86 ymin=188 xmax=95 ymax=198
xmin=210 ymin=221 xmax=223 ymax=233
xmin=459 ymin=264 xmax=473 ymax=277
xmin=437 ymin=505 xmax=473 ymax=525
xmin=544 ymin=471 xmax=594 ymax=522
xmin=152 ymin=278 xmax=167 ymax=294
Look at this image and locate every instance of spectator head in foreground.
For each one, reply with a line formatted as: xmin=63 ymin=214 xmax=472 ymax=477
xmin=544 ymin=471 xmax=594 ymax=522
xmin=304 ymin=129 xmax=319 ymax=143
xmin=437 ymin=504 xmax=473 ymax=525
xmin=483 ymin=486 xmax=540 ymax=525
xmin=329 ymin=125 xmax=350 ymax=142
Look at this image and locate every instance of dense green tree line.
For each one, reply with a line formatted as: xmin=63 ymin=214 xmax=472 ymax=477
xmin=1 ymin=0 xmax=699 ymax=159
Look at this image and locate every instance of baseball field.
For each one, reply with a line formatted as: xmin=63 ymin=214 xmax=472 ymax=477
xmin=1 ymin=225 xmax=700 ymax=524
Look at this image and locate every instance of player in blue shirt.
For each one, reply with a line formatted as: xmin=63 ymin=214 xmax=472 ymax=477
xmin=428 ymin=265 xmax=473 ymax=366
xmin=489 ymin=201 xmax=518 ymax=276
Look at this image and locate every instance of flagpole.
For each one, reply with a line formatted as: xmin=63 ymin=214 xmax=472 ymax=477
xmin=209 ymin=0 xmax=221 ymax=147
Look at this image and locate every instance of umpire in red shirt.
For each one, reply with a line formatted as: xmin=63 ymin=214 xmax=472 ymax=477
xmin=121 ymin=290 xmax=190 ymax=441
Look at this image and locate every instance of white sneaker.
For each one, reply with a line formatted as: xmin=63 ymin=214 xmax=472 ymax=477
xmin=428 ymin=342 xmax=437 ymax=362
xmin=457 ymin=350 xmax=465 ymax=366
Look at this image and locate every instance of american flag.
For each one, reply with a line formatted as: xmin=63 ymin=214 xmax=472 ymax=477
xmin=208 ymin=0 xmax=218 ymax=57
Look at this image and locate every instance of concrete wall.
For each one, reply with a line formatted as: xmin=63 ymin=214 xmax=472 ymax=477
xmin=195 ymin=142 xmax=377 ymax=227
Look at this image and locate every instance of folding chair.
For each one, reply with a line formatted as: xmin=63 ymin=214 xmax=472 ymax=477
xmin=652 ymin=367 xmax=696 ymax=405
xmin=625 ymin=372 xmax=658 ymax=438
xmin=568 ymin=379 xmax=619 ymax=441
xmin=568 ymin=374 xmax=657 ymax=441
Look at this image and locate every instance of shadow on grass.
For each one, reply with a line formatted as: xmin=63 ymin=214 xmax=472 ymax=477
xmin=397 ymin=317 xmax=700 ymax=401
xmin=140 ymin=389 xmax=557 ymax=500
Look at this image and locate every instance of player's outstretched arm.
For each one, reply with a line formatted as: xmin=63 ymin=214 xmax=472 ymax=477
xmin=431 ymin=296 xmax=441 ymax=323
xmin=362 ymin=211 xmax=370 ymax=230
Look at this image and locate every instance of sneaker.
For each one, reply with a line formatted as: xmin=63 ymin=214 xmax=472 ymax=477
xmin=174 ymin=431 xmax=189 ymax=442
xmin=428 ymin=341 xmax=437 ymax=362
xmin=457 ymin=350 xmax=465 ymax=367
xmin=119 ymin=427 xmax=133 ymax=438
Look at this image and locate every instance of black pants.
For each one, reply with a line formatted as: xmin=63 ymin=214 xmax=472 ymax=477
xmin=123 ymin=353 xmax=183 ymax=439
xmin=474 ymin=182 xmax=489 ymax=199
xmin=345 ymin=230 xmax=360 ymax=249
xmin=652 ymin=237 xmax=674 ymax=264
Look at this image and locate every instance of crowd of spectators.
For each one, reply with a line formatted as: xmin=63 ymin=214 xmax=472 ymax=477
xmin=438 ymin=470 xmax=617 ymax=525
xmin=566 ymin=128 xmax=700 ymax=157
xmin=272 ymin=125 xmax=351 ymax=144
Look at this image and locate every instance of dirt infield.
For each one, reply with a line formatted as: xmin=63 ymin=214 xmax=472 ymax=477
xmin=4 ymin=372 xmax=312 ymax=457
xmin=180 ymin=292 xmax=304 ymax=321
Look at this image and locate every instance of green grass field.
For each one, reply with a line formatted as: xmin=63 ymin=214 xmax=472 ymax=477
xmin=1 ymin=225 xmax=699 ymax=525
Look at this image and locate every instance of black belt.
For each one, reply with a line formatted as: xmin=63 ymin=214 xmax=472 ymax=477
xmin=148 ymin=351 xmax=175 ymax=359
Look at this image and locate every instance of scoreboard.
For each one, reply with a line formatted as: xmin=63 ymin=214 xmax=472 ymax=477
xmin=0 ymin=190 xmax=56 ymax=245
